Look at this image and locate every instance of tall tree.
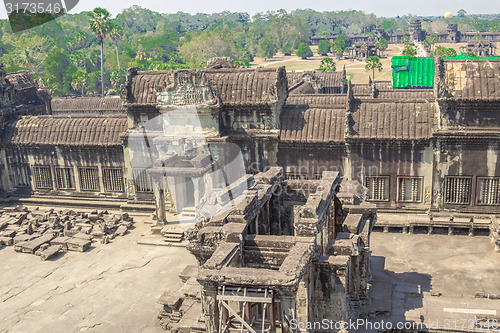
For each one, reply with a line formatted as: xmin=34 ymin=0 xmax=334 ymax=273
xmin=75 ymin=31 xmax=90 ymax=72
xmin=71 ymin=70 xmax=88 ymax=96
xmin=365 ymin=56 xmax=382 ymax=81
xmin=44 ymin=48 xmax=77 ymax=96
xmin=296 ymin=42 xmax=313 ymax=59
xmin=88 ymin=7 xmax=113 ymax=97
xmin=402 ymin=43 xmax=417 ymax=56
xmin=457 ymin=9 xmax=467 ymax=17
xmin=317 ymin=40 xmax=331 ymax=56
xmin=425 ymin=34 xmax=438 ymax=52
xmin=109 ymin=24 xmax=123 ymax=70
xmin=257 ymin=36 xmax=277 ymax=60
xmin=376 ymin=37 xmax=388 ymax=56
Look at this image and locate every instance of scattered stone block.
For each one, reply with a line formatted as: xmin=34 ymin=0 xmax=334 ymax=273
xmin=115 ymin=225 xmax=128 ymax=237
xmin=51 ymin=236 xmax=71 ymax=250
xmin=21 ymin=233 xmax=55 ymax=254
xmin=40 ymin=245 xmax=62 ymax=261
xmin=66 ymin=238 xmax=91 ymax=252
xmin=73 ymin=232 xmax=93 ymax=241
xmin=0 ymin=236 xmax=13 ymax=246
xmin=14 ymin=233 xmax=37 ymax=244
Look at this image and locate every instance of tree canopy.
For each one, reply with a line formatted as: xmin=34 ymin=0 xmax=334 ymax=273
xmin=296 ymin=42 xmax=313 ymax=59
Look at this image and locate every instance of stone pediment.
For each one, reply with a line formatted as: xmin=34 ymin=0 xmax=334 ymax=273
xmin=155 ymin=70 xmax=221 ymax=109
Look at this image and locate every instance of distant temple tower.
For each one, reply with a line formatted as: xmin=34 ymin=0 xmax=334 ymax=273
xmin=409 ymin=18 xmax=424 ymax=41
xmin=447 ymin=23 xmax=460 ymax=42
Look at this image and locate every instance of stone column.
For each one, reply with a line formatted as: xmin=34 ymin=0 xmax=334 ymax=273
xmin=279 ymin=290 xmax=296 ymax=333
xmin=201 ymin=284 xmax=219 ymax=333
xmin=151 ymin=175 xmax=166 ymax=224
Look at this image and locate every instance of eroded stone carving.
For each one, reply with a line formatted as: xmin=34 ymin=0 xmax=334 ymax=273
xmin=156 ymin=71 xmax=220 ymax=108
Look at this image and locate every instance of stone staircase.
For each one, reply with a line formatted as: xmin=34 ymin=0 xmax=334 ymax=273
xmin=161 ymin=228 xmax=185 ymax=243
xmin=179 ymin=207 xmax=196 ymax=222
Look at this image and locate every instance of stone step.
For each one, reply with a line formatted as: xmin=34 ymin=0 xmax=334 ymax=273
xmin=164 ymin=237 xmax=183 ymax=243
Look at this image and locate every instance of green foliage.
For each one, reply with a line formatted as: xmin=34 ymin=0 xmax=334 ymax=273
xmin=296 ymin=42 xmax=313 ymax=59
xmin=376 ymin=37 xmax=388 ymax=53
xmin=402 ymin=43 xmax=417 ymax=56
xmin=465 ymin=51 xmax=477 ymax=57
xmin=401 ymin=35 xmax=409 ymax=45
xmin=257 ymin=36 xmax=278 ymax=59
xmin=71 ymin=70 xmax=88 ymax=96
xmin=457 ymin=9 xmax=467 ymax=17
xmin=44 ymin=48 xmax=77 ymax=96
xmin=472 ymin=33 xmax=483 ymax=40
xmin=88 ymin=8 xmax=113 ymax=42
xmin=235 ymin=60 xmax=251 ymax=68
xmin=317 ymin=40 xmax=331 ymax=56
xmin=381 ymin=19 xmax=398 ymax=34
xmin=318 ymin=57 xmax=336 ymax=72
xmin=432 ymin=45 xmax=457 ymax=57
xmin=281 ymin=43 xmax=293 ymax=56
xmin=365 ymin=56 xmax=382 ymax=79
xmin=331 ymin=32 xmax=351 ymax=59
xmin=110 ymin=68 xmax=126 ymax=90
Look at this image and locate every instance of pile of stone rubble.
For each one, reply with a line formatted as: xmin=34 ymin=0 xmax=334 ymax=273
xmin=0 ymin=206 xmax=133 ymax=260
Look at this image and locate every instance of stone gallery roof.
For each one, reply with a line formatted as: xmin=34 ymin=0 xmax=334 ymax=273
xmin=2 ymin=115 xmax=127 ymax=147
xmin=350 ymin=100 xmax=435 ymax=140
xmin=51 ymin=97 xmax=125 ymax=114
xmin=441 ymin=59 xmax=500 ymax=100
xmin=124 ymin=67 xmax=285 ymax=107
xmin=376 ymin=89 xmax=434 ymax=100
xmin=280 ymin=106 xmax=346 ymax=143
xmin=286 ymin=71 xmax=345 ymax=92
xmin=286 ymin=94 xmax=347 ymax=106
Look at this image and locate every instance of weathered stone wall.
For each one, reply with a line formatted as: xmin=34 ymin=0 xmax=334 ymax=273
xmin=2 ymin=146 xmax=126 ymax=198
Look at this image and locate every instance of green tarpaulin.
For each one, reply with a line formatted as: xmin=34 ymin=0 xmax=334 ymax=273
xmin=391 ymin=56 xmax=435 ymax=89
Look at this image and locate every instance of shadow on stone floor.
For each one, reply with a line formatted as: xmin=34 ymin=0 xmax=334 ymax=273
xmin=358 ymin=255 xmax=432 ymax=332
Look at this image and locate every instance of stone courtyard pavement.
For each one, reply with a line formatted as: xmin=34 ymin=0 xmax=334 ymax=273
xmin=368 ymin=232 xmax=500 ymax=330
xmin=0 ymin=211 xmax=196 ymax=333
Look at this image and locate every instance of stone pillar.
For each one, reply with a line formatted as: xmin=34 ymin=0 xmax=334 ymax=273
xmin=448 ymin=227 xmax=453 ymax=235
xmin=201 ymin=284 xmax=219 ymax=333
xmin=279 ymin=291 xmax=296 ymax=333
xmin=152 ymin=176 xmax=166 ymax=225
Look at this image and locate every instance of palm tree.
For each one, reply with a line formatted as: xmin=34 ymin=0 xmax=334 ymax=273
xmin=109 ymin=24 xmax=122 ymax=71
xmin=88 ymin=8 xmax=113 ymax=97
xmin=75 ymin=31 xmax=89 ymax=72
xmin=365 ymin=56 xmax=383 ymax=82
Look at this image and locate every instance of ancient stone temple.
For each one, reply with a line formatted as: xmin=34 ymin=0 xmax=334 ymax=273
xmin=460 ymin=39 xmax=496 ymax=56
xmin=348 ymin=42 xmax=378 ymax=60
xmin=1 ymin=57 xmax=500 ymax=216
xmin=311 ymin=21 xmax=500 ymax=45
xmin=158 ymin=167 xmax=376 ymax=332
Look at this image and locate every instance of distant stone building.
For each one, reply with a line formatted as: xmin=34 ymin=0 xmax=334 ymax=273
xmin=348 ymin=41 xmax=378 ymax=60
xmin=311 ymin=20 xmax=500 ymax=45
xmin=460 ymin=39 xmax=496 ymax=56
